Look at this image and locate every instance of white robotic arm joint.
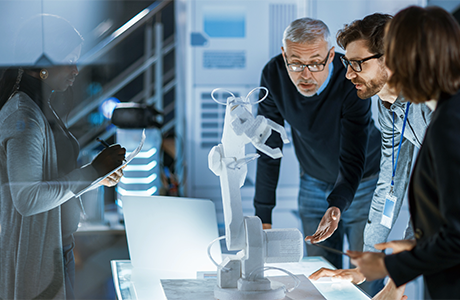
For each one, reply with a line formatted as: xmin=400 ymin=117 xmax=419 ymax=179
xmin=208 ymin=88 xmax=303 ymax=300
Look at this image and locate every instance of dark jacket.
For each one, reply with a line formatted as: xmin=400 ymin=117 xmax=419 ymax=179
xmin=385 ymin=90 xmax=460 ymax=299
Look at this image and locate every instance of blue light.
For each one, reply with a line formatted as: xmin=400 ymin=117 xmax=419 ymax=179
xmin=116 ymin=198 xmax=123 ymax=208
xmin=87 ymin=82 xmax=102 ymax=96
xmin=99 ymin=97 xmax=120 ymax=119
xmin=127 ymin=147 xmax=157 ymax=158
xmin=117 ymin=186 xmax=158 ymax=196
xmin=116 ymin=128 xmax=161 ymax=197
xmin=124 ymin=160 xmax=158 ymax=172
xmin=120 ymin=173 xmax=158 ymax=184
xmin=88 ymin=112 xmax=105 ymax=126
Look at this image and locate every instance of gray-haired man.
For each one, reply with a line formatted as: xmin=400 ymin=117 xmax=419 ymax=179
xmin=253 ymin=17 xmax=381 ymax=291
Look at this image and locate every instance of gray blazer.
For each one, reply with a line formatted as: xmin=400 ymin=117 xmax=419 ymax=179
xmin=365 ymin=96 xmax=432 ymax=250
xmin=0 ymin=92 xmax=98 ymax=299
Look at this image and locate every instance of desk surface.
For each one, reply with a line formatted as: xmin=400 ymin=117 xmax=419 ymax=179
xmin=111 ymin=257 xmax=370 ymax=300
xmin=76 ymin=211 xmax=125 ymax=235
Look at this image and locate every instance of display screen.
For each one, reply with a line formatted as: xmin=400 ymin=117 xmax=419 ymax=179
xmin=203 ymin=6 xmax=245 ymax=38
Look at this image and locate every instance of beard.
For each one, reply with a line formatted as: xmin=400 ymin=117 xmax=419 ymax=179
xmin=353 ymin=77 xmax=387 ymax=99
xmin=296 ymin=79 xmax=318 ymax=97
xmin=352 ymin=67 xmax=389 ymax=99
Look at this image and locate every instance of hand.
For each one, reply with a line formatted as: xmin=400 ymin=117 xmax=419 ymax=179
xmin=348 ymin=250 xmax=388 ymax=281
xmin=375 ymin=239 xmax=416 ymax=254
xmin=262 ymin=223 xmax=272 ymax=230
xmin=309 ymin=267 xmax=366 ymax=285
xmin=372 ymin=279 xmax=407 ymax=300
xmin=91 ymin=144 xmax=126 ymax=177
xmin=305 ymin=207 xmax=341 ymax=243
xmin=100 ymin=168 xmax=124 ymax=187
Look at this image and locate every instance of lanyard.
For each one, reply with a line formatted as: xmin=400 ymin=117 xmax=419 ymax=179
xmin=391 ymin=102 xmax=411 ymax=190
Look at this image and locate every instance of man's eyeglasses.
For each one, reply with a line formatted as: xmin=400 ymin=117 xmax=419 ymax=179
xmin=286 ymin=48 xmax=332 ymax=72
xmin=340 ymin=53 xmax=383 ymax=72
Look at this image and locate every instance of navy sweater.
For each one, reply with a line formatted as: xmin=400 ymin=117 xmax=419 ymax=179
xmin=254 ymin=53 xmax=381 ymax=224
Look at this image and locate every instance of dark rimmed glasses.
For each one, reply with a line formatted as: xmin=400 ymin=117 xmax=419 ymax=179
xmin=340 ymin=53 xmax=383 ymax=72
xmin=285 ymin=48 xmax=332 ymax=72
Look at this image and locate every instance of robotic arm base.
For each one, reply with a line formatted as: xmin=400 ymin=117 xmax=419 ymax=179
xmin=214 ymin=283 xmax=285 ymax=300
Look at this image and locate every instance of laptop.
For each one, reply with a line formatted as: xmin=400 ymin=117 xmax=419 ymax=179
xmin=121 ymin=195 xmax=221 ymax=277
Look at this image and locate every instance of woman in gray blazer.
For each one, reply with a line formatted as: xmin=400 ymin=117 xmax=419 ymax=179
xmin=0 ymin=15 xmax=125 ymax=300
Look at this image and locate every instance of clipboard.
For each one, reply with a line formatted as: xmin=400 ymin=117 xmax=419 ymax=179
xmin=75 ymin=129 xmax=146 ymax=198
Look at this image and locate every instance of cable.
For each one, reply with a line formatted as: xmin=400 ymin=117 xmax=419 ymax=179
xmin=211 ymin=87 xmax=269 ymax=106
xmin=207 ymin=235 xmax=231 ymax=272
xmin=248 ymin=266 xmax=301 ymax=293
xmin=208 ymin=237 xmax=300 ymax=293
xmin=245 ymin=87 xmax=269 ymax=105
xmin=211 ymin=88 xmax=235 ymax=105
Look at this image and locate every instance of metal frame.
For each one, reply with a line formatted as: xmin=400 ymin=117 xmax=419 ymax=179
xmin=70 ymin=0 xmax=172 ymax=128
xmin=69 ymin=1 xmax=175 ymax=154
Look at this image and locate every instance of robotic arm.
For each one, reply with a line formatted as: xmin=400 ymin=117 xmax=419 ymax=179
xmin=208 ymin=88 xmax=303 ymax=300
xmin=229 ymin=104 xmax=289 ymax=159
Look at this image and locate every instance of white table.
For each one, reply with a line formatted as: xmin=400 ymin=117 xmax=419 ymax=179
xmin=111 ymin=257 xmax=370 ymax=300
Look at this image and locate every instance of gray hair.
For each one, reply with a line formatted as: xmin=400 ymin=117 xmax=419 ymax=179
xmin=282 ymin=17 xmax=332 ymax=48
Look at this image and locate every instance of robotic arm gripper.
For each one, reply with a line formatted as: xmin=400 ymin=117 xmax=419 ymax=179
xmin=208 ymin=88 xmax=303 ymax=300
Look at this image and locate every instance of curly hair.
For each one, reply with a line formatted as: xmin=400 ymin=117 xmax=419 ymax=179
xmin=337 ymin=13 xmax=392 ymax=55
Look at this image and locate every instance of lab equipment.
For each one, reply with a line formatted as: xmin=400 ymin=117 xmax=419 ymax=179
xmin=122 ymin=195 xmax=221 ymax=275
xmin=208 ymin=88 xmax=304 ymax=300
xmin=112 ymin=102 xmax=163 ymax=129
xmin=115 ymin=128 xmax=160 ymax=199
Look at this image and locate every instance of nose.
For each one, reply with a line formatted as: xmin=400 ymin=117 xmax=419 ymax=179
xmin=345 ymin=65 xmax=356 ymax=80
xmin=300 ymin=67 xmax=313 ymax=79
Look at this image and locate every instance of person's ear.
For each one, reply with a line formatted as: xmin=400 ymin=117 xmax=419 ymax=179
xmin=329 ymin=46 xmax=335 ymax=62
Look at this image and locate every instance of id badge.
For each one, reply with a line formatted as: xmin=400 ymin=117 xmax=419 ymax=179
xmin=381 ymin=192 xmax=397 ymax=229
